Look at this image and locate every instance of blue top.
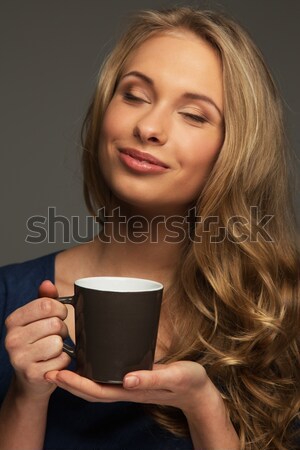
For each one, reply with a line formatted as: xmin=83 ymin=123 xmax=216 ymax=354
xmin=0 ymin=253 xmax=193 ymax=450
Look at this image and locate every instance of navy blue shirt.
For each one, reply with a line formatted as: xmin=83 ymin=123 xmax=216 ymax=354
xmin=0 ymin=253 xmax=193 ymax=450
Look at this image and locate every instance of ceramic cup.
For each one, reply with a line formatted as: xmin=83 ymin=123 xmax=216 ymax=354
xmin=58 ymin=276 xmax=163 ymax=384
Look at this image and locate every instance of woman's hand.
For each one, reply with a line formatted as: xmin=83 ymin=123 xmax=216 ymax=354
xmin=46 ymin=360 xmax=212 ymax=412
xmin=4 ymin=280 xmax=71 ymax=399
xmin=46 ymin=361 xmax=240 ymax=448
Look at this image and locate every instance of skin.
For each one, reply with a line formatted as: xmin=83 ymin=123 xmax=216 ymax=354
xmin=99 ymin=30 xmax=224 ymax=216
xmin=0 ymin=282 xmax=70 ymax=450
xmin=0 ymin=32 xmax=239 ymax=450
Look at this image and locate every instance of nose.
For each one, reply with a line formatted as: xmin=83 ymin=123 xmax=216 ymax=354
xmin=133 ymin=108 xmax=168 ymax=145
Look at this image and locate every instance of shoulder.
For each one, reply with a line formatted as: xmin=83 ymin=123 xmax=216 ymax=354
xmin=0 ymin=252 xmax=59 ymax=319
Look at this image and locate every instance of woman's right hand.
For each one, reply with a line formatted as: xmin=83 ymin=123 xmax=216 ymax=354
xmin=4 ymin=280 xmax=71 ymax=399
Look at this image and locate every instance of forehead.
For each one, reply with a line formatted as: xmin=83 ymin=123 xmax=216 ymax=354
xmin=122 ymin=31 xmax=223 ymax=108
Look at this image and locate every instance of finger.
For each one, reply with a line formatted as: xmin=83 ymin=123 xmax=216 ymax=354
xmin=152 ymin=363 xmax=167 ymax=370
xmin=18 ymin=353 xmax=71 ymax=385
xmin=124 ymin=361 xmax=206 ymax=391
xmin=45 ymin=373 xmax=103 ymax=402
xmin=28 ymin=317 xmax=69 ymax=343
xmin=5 ymin=297 xmax=68 ymax=329
xmin=123 ymin=369 xmax=170 ymax=390
xmin=123 ymin=363 xmax=189 ymax=391
xmin=33 ymin=334 xmax=66 ymax=361
xmin=9 ymin=334 xmax=66 ymax=370
xmin=24 ymin=317 xmax=69 ymax=345
xmin=5 ymin=317 xmax=69 ymax=357
xmin=38 ymin=280 xmax=59 ymax=299
xmin=40 ymin=352 xmax=71 ymax=374
xmin=45 ymin=370 xmax=130 ymax=402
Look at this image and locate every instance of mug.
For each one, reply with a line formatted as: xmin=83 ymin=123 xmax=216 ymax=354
xmin=58 ymin=276 xmax=163 ymax=384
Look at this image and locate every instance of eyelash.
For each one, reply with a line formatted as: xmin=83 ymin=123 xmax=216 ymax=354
xmin=180 ymin=113 xmax=208 ymax=124
xmin=123 ymin=92 xmax=145 ymax=103
xmin=122 ymin=92 xmax=208 ymax=124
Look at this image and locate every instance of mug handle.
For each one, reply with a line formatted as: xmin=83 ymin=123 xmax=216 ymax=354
xmin=57 ymin=296 xmax=76 ymax=358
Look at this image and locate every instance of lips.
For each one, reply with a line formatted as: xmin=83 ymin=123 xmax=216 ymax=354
xmin=118 ymin=148 xmax=169 ymax=169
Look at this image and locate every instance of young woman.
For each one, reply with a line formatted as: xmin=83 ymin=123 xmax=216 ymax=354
xmin=0 ymin=7 xmax=299 ymax=450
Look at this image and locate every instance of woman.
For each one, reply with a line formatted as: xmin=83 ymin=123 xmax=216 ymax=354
xmin=0 ymin=7 xmax=299 ymax=450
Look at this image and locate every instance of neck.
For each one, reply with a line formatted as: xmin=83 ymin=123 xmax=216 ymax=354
xmin=94 ymin=206 xmax=188 ymax=287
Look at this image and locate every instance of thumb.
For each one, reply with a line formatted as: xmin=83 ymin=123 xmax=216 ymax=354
xmin=38 ymin=280 xmax=59 ymax=299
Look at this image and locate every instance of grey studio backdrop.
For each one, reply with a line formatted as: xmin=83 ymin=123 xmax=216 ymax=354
xmin=0 ymin=0 xmax=299 ymax=266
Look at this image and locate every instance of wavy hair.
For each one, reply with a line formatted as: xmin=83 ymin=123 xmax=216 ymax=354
xmin=81 ymin=7 xmax=300 ymax=450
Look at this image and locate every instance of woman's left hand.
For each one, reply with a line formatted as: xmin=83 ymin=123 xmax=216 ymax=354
xmin=45 ymin=361 xmax=215 ymax=414
xmin=46 ymin=362 xmax=241 ymax=449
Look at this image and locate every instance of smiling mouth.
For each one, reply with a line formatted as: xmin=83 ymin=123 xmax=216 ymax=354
xmin=119 ymin=148 xmax=169 ymax=168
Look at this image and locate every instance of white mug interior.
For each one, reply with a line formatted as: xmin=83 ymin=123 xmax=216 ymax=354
xmin=75 ymin=276 xmax=163 ymax=292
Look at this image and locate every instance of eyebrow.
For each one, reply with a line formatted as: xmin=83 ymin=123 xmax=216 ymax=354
xmin=121 ymin=70 xmax=223 ymax=118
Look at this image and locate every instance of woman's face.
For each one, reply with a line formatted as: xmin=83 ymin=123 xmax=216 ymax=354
xmin=99 ymin=31 xmax=224 ymax=215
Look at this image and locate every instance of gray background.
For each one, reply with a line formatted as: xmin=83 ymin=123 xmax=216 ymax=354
xmin=1 ymin=0 xmax=299 ymax=266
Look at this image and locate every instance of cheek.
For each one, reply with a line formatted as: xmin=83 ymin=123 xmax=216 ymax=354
xmin=101 ymin=106 xmax=118 ymax=141
xmin=182 ymin=131 xmax=223 ymax=172
xmin=178 ymin=132 xmax=223 ymax=200
xmin=98 ymin=102 xmax=133 ymax=174
xmin=98 ymin=109 xmax=115 ymax=171
xmin=101 ymin=101 xmax=134 ymax=142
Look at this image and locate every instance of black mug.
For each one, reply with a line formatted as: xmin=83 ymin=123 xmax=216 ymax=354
xmin=58 ymin=276 xmax=163 ymax=384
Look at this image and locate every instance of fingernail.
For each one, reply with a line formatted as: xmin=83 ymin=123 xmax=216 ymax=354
xmin=124 ymin=375 xmax=139 ymax=388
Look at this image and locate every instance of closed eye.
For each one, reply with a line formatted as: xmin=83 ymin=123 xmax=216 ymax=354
xmin=122 ymin=92 xmax=149 ymax=104
xmin=179 ymin=112 xmax=208 ymax=124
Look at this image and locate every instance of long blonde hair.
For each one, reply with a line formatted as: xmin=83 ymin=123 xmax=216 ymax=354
xmin=81 ymin=7 xmax=300 ymax=449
